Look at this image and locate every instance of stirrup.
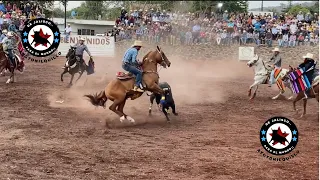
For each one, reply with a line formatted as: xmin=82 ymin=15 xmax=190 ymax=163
xmin=133 ymin=86 xmax=144 ymax=92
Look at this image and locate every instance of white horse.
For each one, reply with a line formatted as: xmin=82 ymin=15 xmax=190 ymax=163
xmin=246 ymin=54 xmax=294 ymax=100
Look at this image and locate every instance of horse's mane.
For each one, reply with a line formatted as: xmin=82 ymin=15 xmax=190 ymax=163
xmin=142 ymin=51 xmax=153 ymax=61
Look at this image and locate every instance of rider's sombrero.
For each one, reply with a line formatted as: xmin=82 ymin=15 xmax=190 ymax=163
xmin=79 ymin=37 xmax=85 ymax=41
xmin=132 ymin=40 xmax=143 ymax=47
xmin=2 ymin=29 xmax=7 ymax=34
xmin=272 ymin=47 xmax=280 ymax=52
xmin=303 ymin=53 xmax=314 ymax=59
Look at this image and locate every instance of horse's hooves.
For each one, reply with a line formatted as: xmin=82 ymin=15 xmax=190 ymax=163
xmin=173 ymin=113 xmax=178 ymax=116
xmin=127 ymin=116 xmax=135 ymax=123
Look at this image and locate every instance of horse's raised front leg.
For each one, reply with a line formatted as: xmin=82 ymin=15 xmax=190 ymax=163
xmin=61 ymin=68 xmax=68 ymax=82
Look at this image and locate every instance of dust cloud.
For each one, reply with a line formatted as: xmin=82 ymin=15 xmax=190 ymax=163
xmin=47 ymin=44 xmax=251 ymax=118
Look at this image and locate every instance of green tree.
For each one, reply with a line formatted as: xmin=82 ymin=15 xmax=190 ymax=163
xmin=69 ymin=1 xmax=108 ymax=20
xmin=191 ymin=1 xmax=248 ymax=14
xmin=287 ymin=5 xmax=310 ymax=15
xmin=52 ymin=8 xmax=65 ymax=18
xmin=307 ymin=1 xmax=319 ymax=15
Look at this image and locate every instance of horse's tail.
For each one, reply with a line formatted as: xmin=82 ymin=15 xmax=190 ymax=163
xmin=84 ymin=90 xmax=107 ymax=108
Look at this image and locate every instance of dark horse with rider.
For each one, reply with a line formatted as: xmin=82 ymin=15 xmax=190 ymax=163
xmin=61 ymin=37 xmax=95 ymax=87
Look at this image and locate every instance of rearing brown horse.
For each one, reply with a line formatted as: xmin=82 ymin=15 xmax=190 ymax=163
xmin=85 ymin=46 xmax=171 ymax=123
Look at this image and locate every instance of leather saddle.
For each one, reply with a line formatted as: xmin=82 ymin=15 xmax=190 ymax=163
xmin=116 ymin=71 xmax=134 ymax=80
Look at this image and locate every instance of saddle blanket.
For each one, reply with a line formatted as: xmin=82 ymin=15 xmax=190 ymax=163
xmin=273 ymin=68 xmax=285 ymax=92
xmin=288 ymin=68 xmax=312 ymax=94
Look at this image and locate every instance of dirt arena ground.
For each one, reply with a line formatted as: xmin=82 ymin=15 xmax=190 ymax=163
xmin=0 ymin=53 xmax=318 ymax=180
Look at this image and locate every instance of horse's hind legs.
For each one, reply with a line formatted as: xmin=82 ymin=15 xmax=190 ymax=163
xmin=75 ymin=71 xmax=84 ymax=84
xmin=109 ymin=99 xmax=133 ymax=123
xmin=117 ymin=99 xmax=135 ymax=123
xmin=300 ymin=99 xmax=307 ymax=118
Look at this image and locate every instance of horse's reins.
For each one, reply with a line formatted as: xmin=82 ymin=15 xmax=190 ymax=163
xmin=251 ymin=56 xmax=270 ymax=77
xmin=143 ymin=49 xmax=166 ymax=76
xmin=143 ymin=49 xmax=166 ymax=96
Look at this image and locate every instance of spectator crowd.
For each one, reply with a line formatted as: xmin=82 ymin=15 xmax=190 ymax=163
xmin=0 ymin=1 xmax=46 ymax=39
xmin=114 ymin=8 xmax=319 ymax=48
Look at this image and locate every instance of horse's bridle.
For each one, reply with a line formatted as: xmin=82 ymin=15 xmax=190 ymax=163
xmin=142 ymin=49 xmax=166 ymax=76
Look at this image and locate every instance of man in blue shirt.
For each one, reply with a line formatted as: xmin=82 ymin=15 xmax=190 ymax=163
xmin=122 ymin=40 xmax=144 ymax=92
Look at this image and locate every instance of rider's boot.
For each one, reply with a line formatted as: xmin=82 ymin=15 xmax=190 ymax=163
xmin=133 ymin=85 xmax=144 ymax=92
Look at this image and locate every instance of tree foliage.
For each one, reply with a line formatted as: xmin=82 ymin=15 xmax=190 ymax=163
xmin=307 ymin=1 xmax=319 ymax=15
xmin=287 ymin=5 xmax=310 ymax=15
xmin=52 ymin=8 xmax=65 ymax=18
xmin=191 ymin=1 xmax=248 ymax=14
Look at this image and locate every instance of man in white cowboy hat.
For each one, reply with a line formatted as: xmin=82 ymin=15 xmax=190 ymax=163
xmin=0 ymin=29 xmax=7 ymax=42
xmin=2 ymin=31 xmax=17 ymax=68
xmin=122 ymin=40 xmax=144 ymax=92
xmin=64 ymin=37 xmax=92 ymax=73
xmin=298 ymin=53 xmax=317 ymax=98
xmin=267 ymin=47 xmax=282 ymax=87
xmin=64 ymin=24 xmax=72 ymax=43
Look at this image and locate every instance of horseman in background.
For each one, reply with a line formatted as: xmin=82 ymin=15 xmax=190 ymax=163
xmin=64 ymin=37 xmax=92 ymax=73
xmin=268 ymin=47 xmax=282 ymax=87
xmin=2 ymin=32 xmax=16 ymax=68
xmin=122 ymin=40 xmax=144 ymax=92
xmin=298 ymin=53 xmax=317 ymax=99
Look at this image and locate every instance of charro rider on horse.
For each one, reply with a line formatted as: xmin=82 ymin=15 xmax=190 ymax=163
xmin=64 ymin=37 xmax=92 ymax=73
xmin=268 ymin=47 xmax=282 ymax=87
xmin=122 ymin=40 xmax=144 ymax=92
xmin=1 ymin=31 xmax=16 ymax=68
xmin=297 ymin=53 xmax=317 ymax=99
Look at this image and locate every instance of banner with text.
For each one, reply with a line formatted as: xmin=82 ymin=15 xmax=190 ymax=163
xmin=59 ymin=35 xmax=115 ymax=57
xmin=238 ymin=47 xmax=254 ymax=61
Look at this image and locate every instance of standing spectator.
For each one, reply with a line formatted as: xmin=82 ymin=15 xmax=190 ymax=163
xmin=276 ymin=31 xmax=283 ymax=47
xmin=135 ymin=25 xmax=143 ymax=40
xmin=265 ymin=29 xmax=273 ymax=47
xmin=192 ymin=22 xmax=200 ymax=44
xmin=289 ymin=21 xmax=297 ymax=34
xmin=65 ymin=24 xmax=72 ymax=43
xmin=240 ymin=30 xmax=247 ymax=45
xmin=282 ymin=33 xmax=289 ymax=47
xmin=289 ymin=33 xmax=296 ymax=47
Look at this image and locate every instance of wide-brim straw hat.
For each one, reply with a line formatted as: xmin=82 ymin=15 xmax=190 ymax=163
xmin=303 ymin=53 xmax=314 ymax=59
xmin=79 ymin=37 xmax=85 ymax=41
xmin=132 ymin=40 xmax=143 ymax=47
xmin=272 ymin=47 xmax=280 ymax=52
